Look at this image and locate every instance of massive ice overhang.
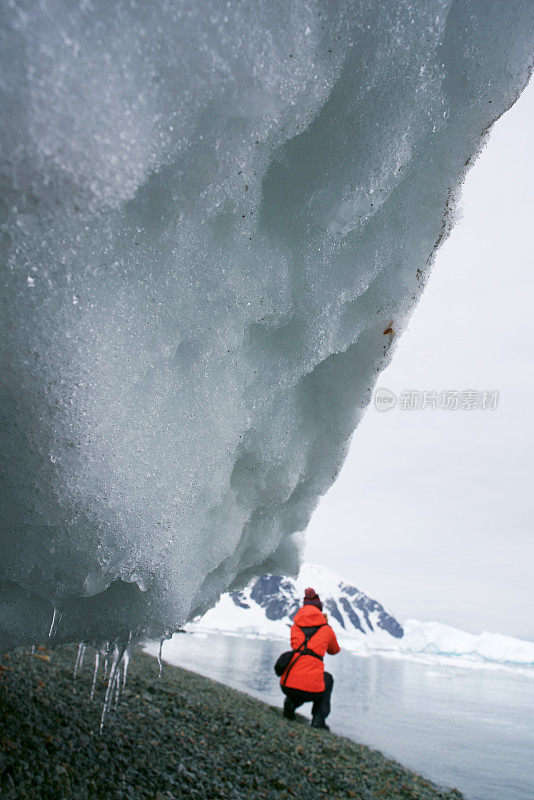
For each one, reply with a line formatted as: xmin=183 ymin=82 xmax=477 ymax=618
xmin=0 ymin=0 xmax=532 ymax=650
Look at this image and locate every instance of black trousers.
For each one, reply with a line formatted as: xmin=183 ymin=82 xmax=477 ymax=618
xmin=281 ymin=671 xmax=333 ymax=721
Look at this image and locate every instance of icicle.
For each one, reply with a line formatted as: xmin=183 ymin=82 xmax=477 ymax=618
xmin=73 ymin=643 xmax=86 ymax=678
xmin=48 ymin=607 xmax=63 ymax=638
xmin=122 ymin=646 xmax=131 ymax=691
xmin=100 ymin=645 xmax=119 ymax=731
xmin=113 ymin=668 xmax=121 ymax=710
xmin=90 ymin=651 xmax=100 ymax=701
xmin=100 ymin=642 xmax=126 ymax=732
xmin=48 ymin=608 xmax=57 ymax=637
xmin=103 ymin=641 xmax=110 ymax=679
xmin=157 ymin=638 xmax=164 ymax=678
xmin=73 ymin=643 xmax=81 ymax=677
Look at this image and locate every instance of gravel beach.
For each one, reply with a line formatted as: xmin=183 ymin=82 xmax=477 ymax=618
xmin=0 ymin=644 xmax=464 ymax=800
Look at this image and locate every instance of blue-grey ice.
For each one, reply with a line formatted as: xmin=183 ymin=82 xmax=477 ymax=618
xmin=1 ymin=0 xmax=532 ymax=650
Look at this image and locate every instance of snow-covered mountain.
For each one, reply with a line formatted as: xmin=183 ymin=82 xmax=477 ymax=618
xmin=188 ymin=563 xmax=534 ymax=670
xmin=189 ymin=563 xmax=403 ymax=646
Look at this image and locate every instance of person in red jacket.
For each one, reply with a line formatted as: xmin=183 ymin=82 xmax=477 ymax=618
xmin=280 ymin=587 xmax=340 ymax=729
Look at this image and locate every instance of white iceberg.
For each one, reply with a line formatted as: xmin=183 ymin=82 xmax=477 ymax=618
xmin=390 ymin=620 xmax=534 ymax=667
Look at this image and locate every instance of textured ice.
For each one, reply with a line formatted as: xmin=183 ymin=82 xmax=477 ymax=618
xmin=393 ymin=620 xmax=534 ymax=667
xmin=1 ymin=1 xmax=533 ymax=650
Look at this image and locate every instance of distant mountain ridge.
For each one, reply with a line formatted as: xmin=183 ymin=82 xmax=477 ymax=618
xmin=182 ymin=563 xmax=534 ymax=670
xmin=192 ymin=563 xmax=404 ymax=643
xmin=231 ymin=574 xmax=404 ymax=639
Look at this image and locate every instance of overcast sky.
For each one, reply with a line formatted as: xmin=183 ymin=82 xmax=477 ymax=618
xmin=304 ymin=78 xmax=534 ymax=642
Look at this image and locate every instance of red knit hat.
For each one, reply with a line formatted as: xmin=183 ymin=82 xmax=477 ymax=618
xmin=303 ymin=587 xmax=323 ymax=611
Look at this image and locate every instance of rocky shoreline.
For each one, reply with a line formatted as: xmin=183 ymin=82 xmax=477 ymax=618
xmin=0 ymin=644 xmax=463 ymax=800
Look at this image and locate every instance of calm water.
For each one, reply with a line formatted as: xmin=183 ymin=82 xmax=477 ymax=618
xmin=146 ymin=633 xmax=534 ymax=800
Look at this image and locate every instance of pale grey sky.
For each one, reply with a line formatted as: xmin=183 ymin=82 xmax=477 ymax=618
xmin=305 ymin=78 xmax=534 ymax=641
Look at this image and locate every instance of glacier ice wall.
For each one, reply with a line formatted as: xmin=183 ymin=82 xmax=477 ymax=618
xmin=0 ymin=0 xmax=532 ymax=650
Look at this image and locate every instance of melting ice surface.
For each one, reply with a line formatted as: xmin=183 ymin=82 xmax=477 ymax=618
xmin=0 ymin=1 xmax=533 ymax=651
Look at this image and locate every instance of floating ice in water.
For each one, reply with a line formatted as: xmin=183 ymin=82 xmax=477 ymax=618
xmin=392 ymin=620 xmax=534 ymax=667
xmin=0 ymin=1 xmax=533 ymax=651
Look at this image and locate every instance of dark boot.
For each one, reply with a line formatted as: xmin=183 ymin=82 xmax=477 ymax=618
xmin=283 ymin=697 xmax=296 ymax=720
xmin=311 ymin=715 xmax=329 ymax=730
xmin=310 ymin=672 xmax=333 ymax=730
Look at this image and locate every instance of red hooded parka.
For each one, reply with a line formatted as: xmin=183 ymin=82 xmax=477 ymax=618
xmin=280 ymin=604 xmax=340 ymax=693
